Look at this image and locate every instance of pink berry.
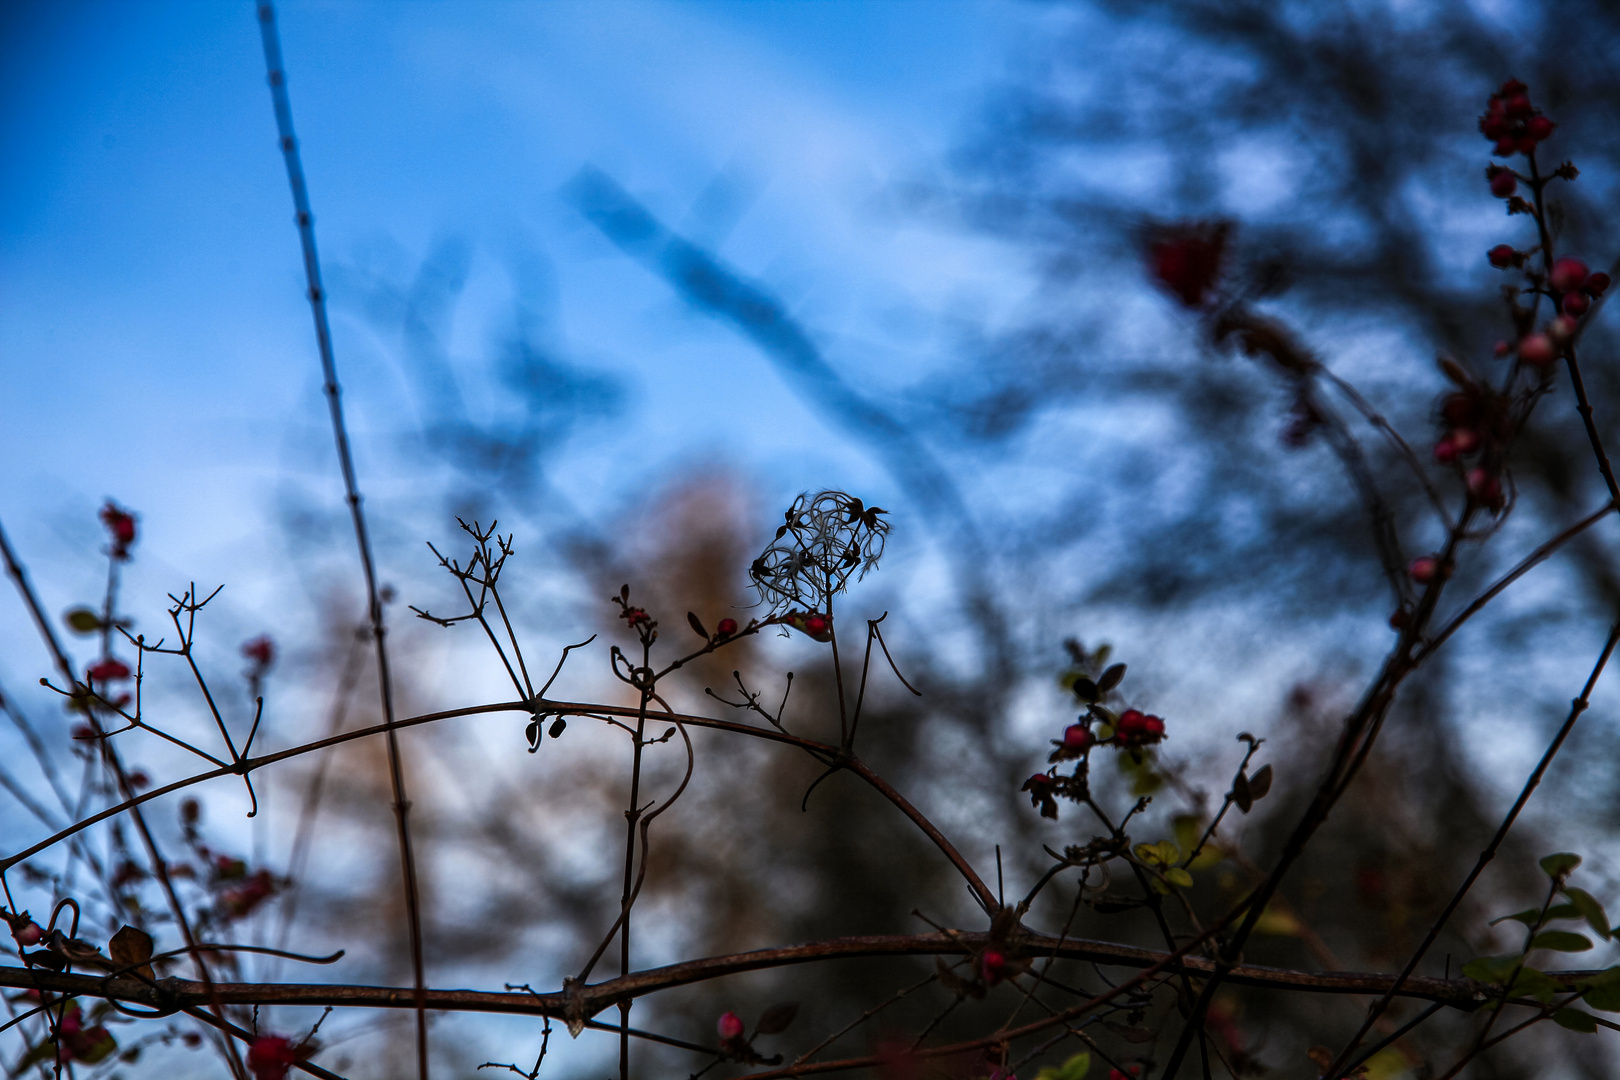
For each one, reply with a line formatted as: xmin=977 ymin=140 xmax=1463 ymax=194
xmin=1408 ymin=557 xmax=1438 ymax=584
xmin=1564 ymin=291 xmax=1591 ymax=317
xmin=1527 ymin=115 xmax=1556 ymax=141
xmin=13 ymin=921 xmax=44 ymax=947
xmin=1585 ymin=272 xmax=1610 ymax=296
xmin=1062 ymin=723 xmax=1092 ymax=751
xmin=1549 ymin=315 xmax=1578 ymax=342
xmin=981 ymin=949 xmax=1008 ymax=984
xmin=1433 ymin=436 xmax=1458 ymax=464
xmin=716 ymin=618 xmax=738 ymax=637
xmin=1519 ymin=333 xmax=1556 ymax=367
xmin=717 ymin=1012 xmax=745 ymax=1041
xmin=1450 ymin=428 xmax=1479 ymax=454
xmin=1489 ymin=170 xmax=1517 ymax=197
xmin=1488 ymin=244 xmax=1516 ymax=268
xmin=1550 ymin=257 xmax=1590 ymax=293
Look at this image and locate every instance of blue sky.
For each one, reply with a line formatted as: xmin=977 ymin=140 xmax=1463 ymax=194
xmin=0 ymin=3 xmax=1045 ymax=1072
xmin=0 ymin=0 xmax=1054 ymax=723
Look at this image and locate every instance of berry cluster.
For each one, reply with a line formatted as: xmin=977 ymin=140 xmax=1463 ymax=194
xmin=1479 ymin=79 xmax=1555 ymax=157
xmin=99 ymin=501 xmax=137 ymax=560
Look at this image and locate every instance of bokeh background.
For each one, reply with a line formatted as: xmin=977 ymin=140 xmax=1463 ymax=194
xmin=5 ymin=2 xmax=1620 ymax=1077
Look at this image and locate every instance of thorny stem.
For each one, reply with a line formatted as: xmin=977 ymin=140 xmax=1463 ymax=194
xmin=257 ymin=6 xmax=429 ymax=1076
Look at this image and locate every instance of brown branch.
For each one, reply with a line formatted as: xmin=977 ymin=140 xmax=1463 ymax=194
xmin=0 ymin=929 xmax=1530 ymax=1022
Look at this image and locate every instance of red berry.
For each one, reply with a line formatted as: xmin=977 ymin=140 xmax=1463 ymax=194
xmin=182 ymin=1032 xmax=203 ymax=1048
xmin=1488 ymin=244 xmax=1516 ymax=268
xmin=1433 ymin=436 xmax=1458 ymax=464
xmin=1062 ymin=724 xmax=1092 ymax=751
xmin=1493 ymin=340 xmax=1511 ymax=356
xmin=1142 ymin=715 xmax=1166 ymax=738
xmin=1389 ymin=608 xmax=1409 ymax=630
xmin=1518 ymin=333 xmax=1556 ymax=367
xmin=247 ymin=1036 xmax=297 ymax=1080
xmin=1408 ymin=557 xmax=1438 ymax=584
xmin=71 ymin=723 xmax=96 ymax=740
xmin=980 ymin=949 xmax=1008 ymax=984
xmin=717 ymin=1012 xmax=746 ymax=1041
xmin=1584 ymin=272 xmax=1610 ymax=296
xmin=1527 ymin=115 xmax=1556 ymax=141
xmin=1563 ymin=291 xmax=1591 ymax=317
xmin=241 ymin=635 xmax=275 ymax=668
xmin=1493 ymin=137 xmax=1516 ymax=156
xmin=804 ymin=615 xmax=828 ymax=636
xmin=1489 ymin=170 xmax=1517 ymax=197
xmin=1468 ymin=468 xmax=1502 ymax=500
xmin=1025 ymin=772 xmax=1051 ymax=789
xmin=1550 ymin=257 xmax=1590 ymax=293
xmin=1516 ymin=137 xmax=1538 ymax=155
xmin=88 ymin=658 xmax=131 ymax=683
xmin=716 ymin=618 xmax=739 ymax=637
xmin=1116 ymin=709 xmax=1145 ymax=736
xmin=12 ymin=920 xmax=44 ymax=946
xmin=1500 ymin=79 xmax=1528 ymax=97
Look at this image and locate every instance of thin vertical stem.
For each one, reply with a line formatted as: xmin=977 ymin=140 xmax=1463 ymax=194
xmin=255 ymin=7 xmax=428 ymax=1077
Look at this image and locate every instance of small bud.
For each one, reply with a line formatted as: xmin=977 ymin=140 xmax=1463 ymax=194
xmin=1389 ymin=608 xmax=1409 ymax=630
xmin=1518 ymin=333 xmax=1556 ymax=367
xmin=72 ymin=724 xmax=96 ymax=740
xmin=1408 ymin=557 xmax=1438 ymax=584
xmin=717 ymin=1012 xmax=746 ymax=1041
xmin=1493 ymin=340 xmax=1511 ymax=357
xmin=1550 ymin=257 xmax=1590 ymax=293
xmin=1487 ymin=244 xmax=1516 ymax=268
xmin=716 ymin=618 xmax=739 ymax=637
xmin=182 ymin=1032 xmax=203 ymax=1048
xmin=182 ymin=798 xmax=201 ymax=823
xmin=1563 ymin=291 xmax=1591 ymax=317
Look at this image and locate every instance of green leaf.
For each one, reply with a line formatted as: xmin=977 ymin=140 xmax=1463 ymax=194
xmin=1553 ymin=1007 xmax=1599 ymax=1033
xmin=1462 ymin=955 xmax=1523 ymax=984
xmin=1563 ymin=887 xmax=1611 ymax=941
xmin=1164 ymin=868 xmax=1194 ymax=889
xmin=1056 ymin=1052 xmax=1091 ymax=1080
xmin=1531 ymin=931 xmax=1593 ymax=953
xmin=63 ymin=607 xmax=102 ymax=634
xmin=1489 ymin=908 xmax=1543 ymax=928
xmin=1097 ymin=663 xmax=1126 ymax=692
xmin=1583 ymin=984 xmax=1620 ymax=1012
xmin=1540 ymin=852 xmax=1583 ymax=879
xmin=1509 ymin=967 xmax=1562 ymax=1004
